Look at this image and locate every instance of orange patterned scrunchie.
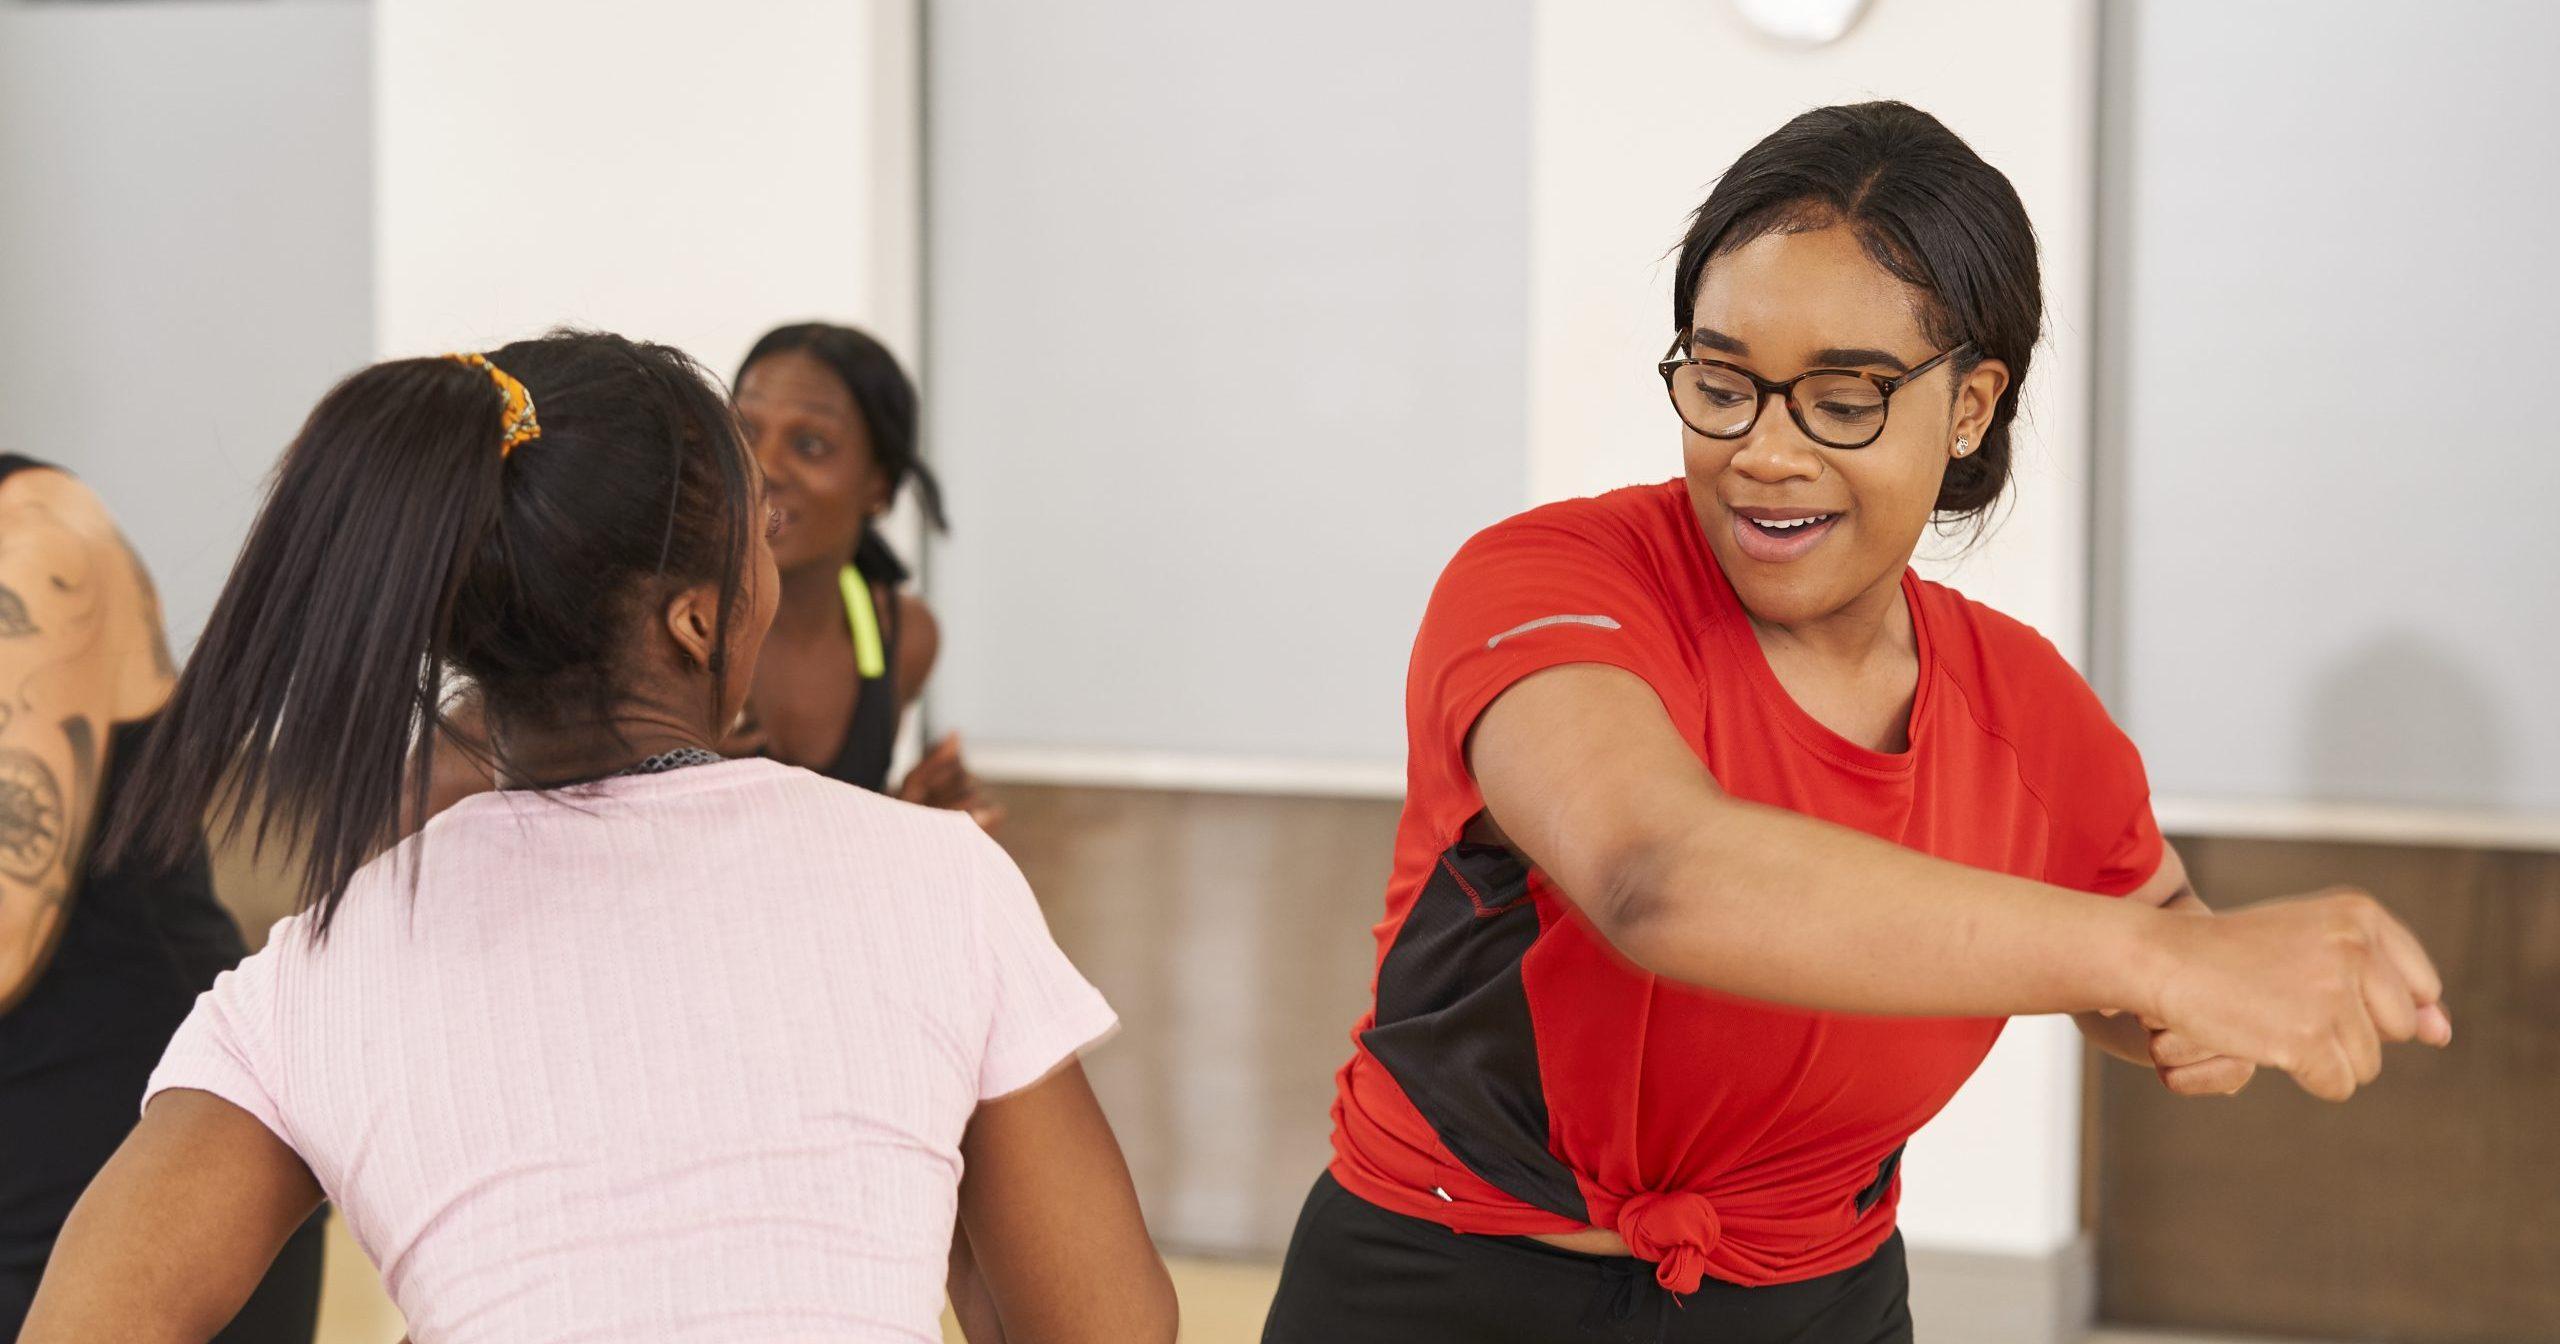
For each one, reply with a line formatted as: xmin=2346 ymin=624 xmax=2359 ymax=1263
xmin=444 ymin=352 xmax=542 ymax=456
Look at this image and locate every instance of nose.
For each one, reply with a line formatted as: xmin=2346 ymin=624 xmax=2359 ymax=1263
xmin=1727 ymin=394 xmax=1824 ymax=485
xmin=747 ymin=423 xmax=794 ymax=485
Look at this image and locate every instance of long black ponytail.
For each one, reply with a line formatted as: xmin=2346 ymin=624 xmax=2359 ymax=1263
xmin=101 ymin=329 xmax=754 ymax=933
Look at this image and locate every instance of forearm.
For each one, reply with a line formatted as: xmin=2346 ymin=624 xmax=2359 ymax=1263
xmin=1603 ymin=797 xmax=2169 ymax=1020
xmin=948 ymin=1223 xmax=1008 ymax=1344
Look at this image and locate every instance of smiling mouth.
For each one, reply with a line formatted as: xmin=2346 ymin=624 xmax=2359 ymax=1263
xmin=1728 ymin=508 xmax=1845 ymax=563
xmin=1744 ymin=513 xmax=1837 ymax=537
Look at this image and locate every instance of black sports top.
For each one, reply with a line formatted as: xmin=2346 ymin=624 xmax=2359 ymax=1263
xmin=818 ymin=525 xmax=908 ymax=794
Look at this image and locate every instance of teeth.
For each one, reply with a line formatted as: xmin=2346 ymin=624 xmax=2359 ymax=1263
xmin=1756 ymin=515 xmax=1828 ymax=530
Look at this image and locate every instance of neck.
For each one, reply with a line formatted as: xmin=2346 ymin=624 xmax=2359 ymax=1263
xmin=1749 ymin=569 xmax=1913 ymax=668
xmin=771 ymin=559 xmax=850 ymax=640
xmin=489 ymin=701 xmax=721 ymax=787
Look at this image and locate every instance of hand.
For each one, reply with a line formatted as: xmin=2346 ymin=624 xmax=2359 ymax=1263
xmin=2143 ymin=888 xmax=2453 ymax=1102
xmin=2145 ymin=1023 xmax=2256 ymax=1097
xmin=2139 ymin=881 xmax=2253 ymax=1096
xmin=897 ymin=732 xmax=1004 ymax=832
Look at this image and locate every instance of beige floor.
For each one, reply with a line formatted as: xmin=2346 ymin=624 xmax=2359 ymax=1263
xmin=315 ymin=1213 xmax=1279 ymax=1344
xmin=310 ymin=1213 xmax=2317 ymax=1344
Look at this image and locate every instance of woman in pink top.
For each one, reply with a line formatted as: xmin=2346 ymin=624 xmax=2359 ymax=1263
xmin=22 ymin=331 xmax=1176 ymax=1344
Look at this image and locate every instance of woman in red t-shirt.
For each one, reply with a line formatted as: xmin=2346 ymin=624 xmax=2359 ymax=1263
xmin=1262 ymin=101 xmax=2451 ymax=1344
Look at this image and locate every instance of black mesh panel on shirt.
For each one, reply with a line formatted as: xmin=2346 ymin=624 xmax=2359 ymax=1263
xmin=1361 ymin=842 xmax=1589 ymax=1223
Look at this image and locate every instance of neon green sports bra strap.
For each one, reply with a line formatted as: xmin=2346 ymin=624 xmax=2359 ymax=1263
xmin=838 ymin=564 xmax=887 ymax=680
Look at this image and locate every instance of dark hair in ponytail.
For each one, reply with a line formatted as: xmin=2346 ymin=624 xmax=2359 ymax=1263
xmin=1671 ymin=101 xmax=2041 ymax=521
xmin=102 ymin=329 xmax=754 ymax=933
xmin=737 ymin=323 xmax=946 ymax=533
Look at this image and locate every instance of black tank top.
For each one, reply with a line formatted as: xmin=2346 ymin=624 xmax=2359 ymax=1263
xmin=820 ymin=525 xmax=908 ymax=794
xmin=0 ymin=453 xmax=243 ymax=1137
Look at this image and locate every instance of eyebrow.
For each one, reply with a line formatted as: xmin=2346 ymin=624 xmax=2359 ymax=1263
xmin=1689 ymin=328 xmax=1910 ymax=374
xmin=735 ymin=391 xmax=855 ymax=423
xmin=1809 ymin=346 xmax=1908 ymax=373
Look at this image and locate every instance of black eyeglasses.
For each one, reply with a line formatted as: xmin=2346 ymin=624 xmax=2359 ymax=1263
xmin=1657 ymin=337 xmax=1973 ymax=450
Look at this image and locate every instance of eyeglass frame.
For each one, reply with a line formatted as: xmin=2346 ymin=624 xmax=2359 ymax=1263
xmin=1656 ymin=335 xmax=1975 ymax=450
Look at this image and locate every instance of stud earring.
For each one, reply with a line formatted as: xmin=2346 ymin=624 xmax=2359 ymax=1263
xmin=1953 ymin=437 xmax=1971 ymax=458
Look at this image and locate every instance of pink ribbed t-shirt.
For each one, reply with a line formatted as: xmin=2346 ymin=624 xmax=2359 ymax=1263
xmin=145 ymin=758 xmax=1115 ymax=1343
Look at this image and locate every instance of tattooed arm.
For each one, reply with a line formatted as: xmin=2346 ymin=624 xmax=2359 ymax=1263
xmin=0 ymin=471 xmax=166 ymax=1014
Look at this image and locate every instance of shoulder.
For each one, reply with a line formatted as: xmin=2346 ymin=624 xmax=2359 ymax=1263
xmin=1915 ymin=579 xmax=2149 ymax=803
xmin=1432 ymin=481 xmax=1694 ymax=610
xmin=748 ymin=768 xmax=1028 ymax=939
xmin=1406 ymin=485 xmax=1704 ymax=751
xmin=1915 ymin=581 xmax=2083 ymax=689
xmin=0 ymin=460 xmax=101 ymax=515
xmin=1453 ymin=481 xmax=1689 ymax=563
xmin=894 ymin=589 xmax=939 ymax=698
xmin=0 ymin=469 xmax=172 ymax=712
xmin=0 ymin=469 xmax=141 ymax=682
xmin=895 ymin=589 xmax=937 ymax=641
xmin=189 ymin=907 xmax=319 ymax=1014
xmin=1925 ymin=585 xmax=2121 ymax=732
xmin=0 ymin=467 xmax=118 ymax=576
xmin=735 ymin=760 xmax=993 ymax=864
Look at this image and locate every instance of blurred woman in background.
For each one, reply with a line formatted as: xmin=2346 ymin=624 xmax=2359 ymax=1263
xmin=22 ymin=331 xmax=1171 ymax=1343
xmin=0 ymin=455 xmax=321 ymax=1343
xmin=732 ymin=323 xmax=996 ymax=826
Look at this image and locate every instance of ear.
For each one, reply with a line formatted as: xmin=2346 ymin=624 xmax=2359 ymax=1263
xmin=860 ymin=469 xmax=895 ymax=520
xmin=1951 ymin=357 xmax=2010 ymax=457
xmin=663 ymin=581 xmax=723 ymax=669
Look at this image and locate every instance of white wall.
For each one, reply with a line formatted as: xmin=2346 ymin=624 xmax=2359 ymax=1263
xmin=925 ymin=0 xmax=1533 ymax=781
xmin=1525 ymin=0 xmax=2101 ymax=1257
xmin=2099 ymin=0 xmax=2560 ymax=824
xmin=0 ymin=0 xmax=373 ymax=650
xmin=375 ymin=0 xmax=911 ymax=374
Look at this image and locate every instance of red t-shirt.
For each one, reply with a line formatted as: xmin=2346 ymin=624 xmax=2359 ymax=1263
xmin=1328 ymin=481 xmax=2162 ymax=1293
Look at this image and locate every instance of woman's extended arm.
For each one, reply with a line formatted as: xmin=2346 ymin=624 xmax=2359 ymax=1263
xmin=1469 ymin=664 xmax=2448 ymax=1101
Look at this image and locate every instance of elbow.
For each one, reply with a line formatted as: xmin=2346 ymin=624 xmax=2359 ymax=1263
xmin=1029 ymin=1249 xmax=1175 ymax=1344
xmin=1568 ymin=786 xmax=1757 ymax=977
xmin=1128 ymin=1254 xmax=1179 ymax=1344
xmin=1578 ymin=826 xmax=1687 ymax=975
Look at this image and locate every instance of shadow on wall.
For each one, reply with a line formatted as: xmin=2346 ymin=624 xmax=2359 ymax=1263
xmin=2298 ymin=633 xmax=2510 ymax=811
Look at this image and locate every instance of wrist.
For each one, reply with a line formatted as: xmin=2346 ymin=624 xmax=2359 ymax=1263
xmin=2101 ymin=900 xmax=2185 ymax=1021
xmin=2072 ymin=1009 xmax=2153 ymax=1066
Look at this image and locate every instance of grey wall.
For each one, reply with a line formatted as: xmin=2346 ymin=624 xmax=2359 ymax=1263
xmin=923 ymin=0 xmax=1532 ymax=766
xmin=0 ymin=0 xmax=373 ymax=651
xmin=2097 ymin=0 xmax=2560 ymax=813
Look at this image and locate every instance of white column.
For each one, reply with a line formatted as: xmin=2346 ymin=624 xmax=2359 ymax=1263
xmin=1526 ymin=0 xmax=2102 ymax=1257
xmin=374 ymin=0 xmax=912 ymax=377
